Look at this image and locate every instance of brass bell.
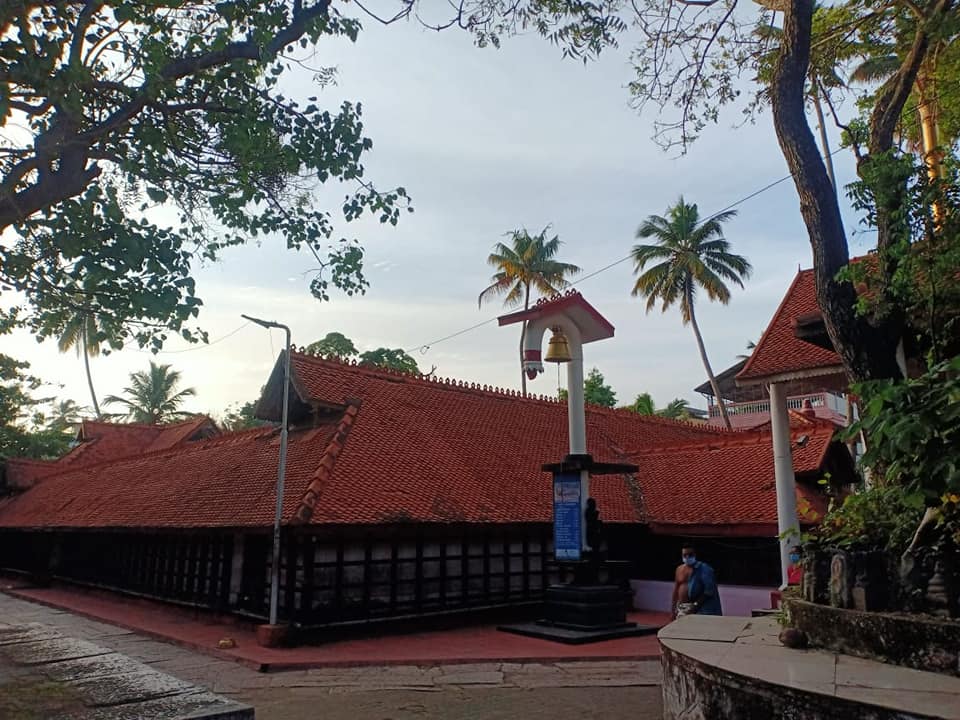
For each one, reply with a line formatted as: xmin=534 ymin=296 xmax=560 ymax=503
xmin=544 ymin=327 xmax=572 ymax=363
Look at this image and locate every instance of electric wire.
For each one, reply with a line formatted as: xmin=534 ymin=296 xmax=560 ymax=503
xmin=406 ymin=142 xmax=851 ymax=355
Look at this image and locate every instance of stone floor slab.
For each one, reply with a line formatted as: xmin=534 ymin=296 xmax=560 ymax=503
xmin=2 ymin=636 xmax=112 ymax=665
xmin=657 ymin=615 xmax=752 ymax=643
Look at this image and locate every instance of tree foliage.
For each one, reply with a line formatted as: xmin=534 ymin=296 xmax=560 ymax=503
xmin=583 ymin=367 xmax=616 ymax=407
xmin=104 ymin=361 xmax=196 ymax=423
xmin=306 ymin=332 xmax=359 ymax=360
xmin=0 ymin=354 xmax=80 ymax=459
xmin=1 ymin=1 xmax=410 ymax=351
xmin=624 ymin=392 xmax=691 ymax=418
xmin=221 ymin=399 xmax=267 ymax=431
xmin=478 ymin=226 xmax=581 ymax=396
xmin=358 ymin=347 xmax=420 ymax=374
xmin=844 ymin=355 xmax=960 ymax=504
xmin=632 ymin=196 xmax=750 ymax=429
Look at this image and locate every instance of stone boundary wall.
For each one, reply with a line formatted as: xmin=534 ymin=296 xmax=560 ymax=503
xmin=661 ymin=644 xmax=940 ymax=720
xmin=784 ymin=598 xmax=960 ymax=677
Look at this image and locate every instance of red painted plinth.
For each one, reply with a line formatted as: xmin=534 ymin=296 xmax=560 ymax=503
xmin=255 ymin=623 xmax=289 ymax=648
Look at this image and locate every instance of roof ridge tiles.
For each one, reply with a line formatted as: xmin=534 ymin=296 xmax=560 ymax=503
xmin=290 ymin=350 xmax=571 ymax=405
xmin=624 ymin=424 xmax=834 ymax=456
xmin=290 ymin=351 xmax=731 ymax=426
xmin=292 ymin=400 xmax=362 ymax=524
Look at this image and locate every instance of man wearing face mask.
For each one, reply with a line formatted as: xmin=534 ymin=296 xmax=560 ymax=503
xmin=787 ymin=545 xmax=803 ymax=586
xmin=671 ymin=544 xmax=722 ymax=618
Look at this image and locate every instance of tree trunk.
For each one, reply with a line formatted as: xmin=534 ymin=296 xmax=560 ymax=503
xmin=687 ymin=292 xmax=732 ymax=430
xmin=81 ymin=323 xmax=101 ymax=418
xmin=916 ymin=63 xmax=945 ymax=225
xmin=519 ymin=283 xmax=529 ymax=397
xmin=770 ymin=0 xmax=904 ymax=384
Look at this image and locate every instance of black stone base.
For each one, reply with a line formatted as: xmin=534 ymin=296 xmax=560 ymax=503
xmin=542 ymin=584 xmax=629 ymax=627
xmin=499 ymin=583 xmax=656 ymax=644
xmin=498 ymin=620 xmax=658 ymax=644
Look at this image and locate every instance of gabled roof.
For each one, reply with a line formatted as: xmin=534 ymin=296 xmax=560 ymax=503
xmin=498 ymin=290 xmax=615 ymax=343
xmin=737 ymin=269 xmax=845 ymax=385
xmin=56 ymin=417 xmax=218 ymax=469
xmin=0 ymin=354 xmax=843 ymax=534
xmin=281 ymin=352 xmax=726 ymax=526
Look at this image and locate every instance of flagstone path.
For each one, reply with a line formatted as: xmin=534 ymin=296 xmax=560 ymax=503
xmin=0 ymin=592 xmax=664 ymax=719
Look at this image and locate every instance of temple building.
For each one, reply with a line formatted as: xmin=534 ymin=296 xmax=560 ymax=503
xmin=0 ymin=279 xmax=856 ymax=628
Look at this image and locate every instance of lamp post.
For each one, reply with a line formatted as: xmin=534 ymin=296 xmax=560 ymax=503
xmin=241 ymin=314 xmax=290 ymax=627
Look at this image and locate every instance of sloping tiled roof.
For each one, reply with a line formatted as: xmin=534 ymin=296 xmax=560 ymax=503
xmin=286 ymin=352 xmax=727 ymax=526
xmin=56 ymin=417 xmax=216 ymax=469
xmin=0 ymin=424 xmax=339 ymax=529
xmin=0 ymin=354 xmax=840 ymax=533
xmin=627 ymin=420 xmax=835 ymax=533
xmin=2 ymin=458 xmax=60 ymax=490
xmin=737 ymin=269 xmax=844 ymax=384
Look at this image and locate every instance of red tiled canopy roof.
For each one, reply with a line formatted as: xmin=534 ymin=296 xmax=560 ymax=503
xmin=626 ymin=418 xmax=836 ymax=535
xmin=737 ymin=269 xmax=844 ymax=384
xmin=0 ymin=353 xmax=840 ymax=534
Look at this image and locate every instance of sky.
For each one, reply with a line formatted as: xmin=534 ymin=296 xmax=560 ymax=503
xmin=4 ymin=13 xmax=879 ymax=421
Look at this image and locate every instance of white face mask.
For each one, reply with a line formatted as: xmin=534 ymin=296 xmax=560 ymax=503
xmin=682 ymin=556 xmax=696 ymax=567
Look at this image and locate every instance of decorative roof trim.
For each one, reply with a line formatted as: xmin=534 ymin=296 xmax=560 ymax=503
xmin=291 ymin=400 xmax=362 ymax=525
xmin=736 ymin=364 xmax=847 ymax=387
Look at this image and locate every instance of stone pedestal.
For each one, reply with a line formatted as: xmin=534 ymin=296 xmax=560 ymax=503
xmin=499 ymin=581 xmax=657 ymax=644
xmin=542 ymin=584 xmax=628 ymax=629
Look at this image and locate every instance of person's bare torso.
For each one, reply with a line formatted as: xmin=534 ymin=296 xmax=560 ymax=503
xmin=674 ymin=563 xmax=693 ymax=603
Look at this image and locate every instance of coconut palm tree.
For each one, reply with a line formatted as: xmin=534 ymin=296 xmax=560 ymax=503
xmin=104 ymin=362 xmax=196 ymax=424
xmin=57 ymin=307 xmax=103 ymax=418
xmin=631 ymin=197 xmax=752 ymax=430
xmin=657 ymin=398 xmax=690 ymax=420
xmin=627 ymin=392 xmax=657 ymax=415
xmin=478 ymin=227 xmax=581 ymax=396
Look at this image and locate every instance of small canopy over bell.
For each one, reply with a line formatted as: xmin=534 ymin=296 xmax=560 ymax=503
xmin=544 ymin=327 xmax=572 ymax=363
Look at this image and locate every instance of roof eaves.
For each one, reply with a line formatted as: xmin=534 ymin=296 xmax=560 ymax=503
xmin=737 ymin=364 xmax=847 ymax=387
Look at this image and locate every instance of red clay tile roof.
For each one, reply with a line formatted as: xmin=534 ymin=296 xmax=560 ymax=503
xmin=55 ymin=417 xmax=217 ymax=469
xmin=626 ymin=422 xmax=835 ymax=533
xmin=737 ymin=269 xmax=844 ymax=384
xmin=0 ymin=424 xmax=338 ymax=529
xmin=285 ymin=352 xmax=729 ymax=526
xmin=2 ymin=458 xmax=60 ymax=490
xmin=0 ymin=354 xmax=839 ymax=533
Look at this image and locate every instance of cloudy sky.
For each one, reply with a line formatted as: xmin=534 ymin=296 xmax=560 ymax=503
xmin=6 ymin=13 xmax=877 ymax=420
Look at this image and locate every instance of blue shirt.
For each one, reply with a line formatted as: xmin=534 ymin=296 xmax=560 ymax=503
xmin=687 ymin=561 xmax=723 ymax=615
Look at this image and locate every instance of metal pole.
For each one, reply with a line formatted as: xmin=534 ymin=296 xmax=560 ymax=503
xmin=241 ymin=314 xmax=291 ymax=627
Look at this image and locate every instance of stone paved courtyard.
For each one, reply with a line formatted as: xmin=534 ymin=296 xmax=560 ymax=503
xmin=0 ymin=593 xmax=663 ymax=719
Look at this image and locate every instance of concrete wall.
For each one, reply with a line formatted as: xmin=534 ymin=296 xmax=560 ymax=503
xmin=631 ymin=579 xmax=774 ymax=616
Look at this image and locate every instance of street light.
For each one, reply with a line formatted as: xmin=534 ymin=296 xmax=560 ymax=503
xmin=241 ymin=313 xmax=291 ymax=628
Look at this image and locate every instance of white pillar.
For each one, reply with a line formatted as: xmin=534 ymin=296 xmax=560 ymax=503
xmin=566 ymin=354 xmax=586 ymax=454
xmin=561 ymin=324 xmax=589 ymax=550
xmin=769 ymin=382 xmax=799 ymax=589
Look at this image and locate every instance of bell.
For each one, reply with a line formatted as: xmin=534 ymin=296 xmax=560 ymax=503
xmin=544 ymin=328 xmax=572 ymax=363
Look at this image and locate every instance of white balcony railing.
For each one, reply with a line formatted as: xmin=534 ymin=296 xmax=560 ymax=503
xmin=707 ymin=391 xmax=848 ymax=423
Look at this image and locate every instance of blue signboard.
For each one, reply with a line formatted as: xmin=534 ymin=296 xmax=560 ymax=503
xmin=553 ymin=472 xmax=581 ymax=561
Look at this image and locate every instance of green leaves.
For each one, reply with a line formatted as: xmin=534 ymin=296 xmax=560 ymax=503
xmin=583 ymin=367 xmax=616 ymax=407
xmin=845 ymin=356 xmax=960 ymax=503
xmin=358 ymin=348 xmax=420 ymax=374
xmin=1 ymin=1 xmax=412 ymax=352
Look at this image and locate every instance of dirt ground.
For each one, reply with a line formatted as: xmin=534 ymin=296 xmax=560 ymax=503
xmin=238 ymin=685 xmax=664 ymax=720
